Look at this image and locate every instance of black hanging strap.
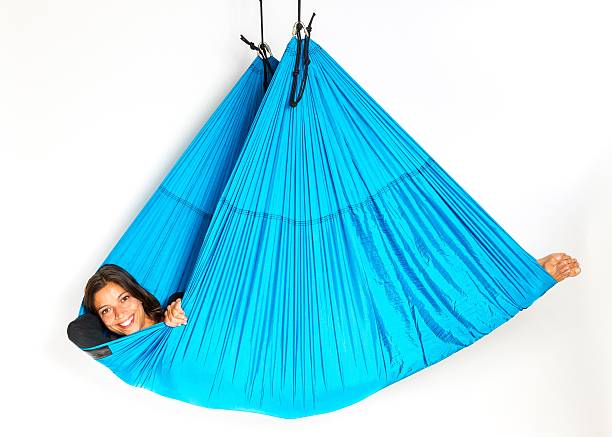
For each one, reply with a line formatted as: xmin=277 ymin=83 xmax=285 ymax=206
xmin=259 ymin=0 xmax=265 ymax=49
xmin=240 ymin=34 xmax=259 ymax=53
xmin=240 ymin=0 xmax=274 ymax=90
xmin=258 ymin=0 xmax=274 ymax=89
xmin=289 ymin=0 xmax=315 ymax=108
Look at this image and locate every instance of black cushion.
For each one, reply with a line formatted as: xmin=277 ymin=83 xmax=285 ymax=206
xmin=67 ymin=313 xmax=118 ymax=349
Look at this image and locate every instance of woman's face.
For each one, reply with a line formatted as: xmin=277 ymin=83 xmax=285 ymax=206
xmin=93 ymin=282 xmax=155 ymax=336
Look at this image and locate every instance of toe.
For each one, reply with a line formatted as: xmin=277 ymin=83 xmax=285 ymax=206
xmin=555 ymin=263 xmax=571 ymax=278
xmin=545 ymin=254 xmax=582 ymax=281
xmin=570 ymin=263 xmax=581 ymax=276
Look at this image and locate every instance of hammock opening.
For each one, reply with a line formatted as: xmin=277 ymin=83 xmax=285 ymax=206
xmin=68 ymin=273 xmax=184 ymax=359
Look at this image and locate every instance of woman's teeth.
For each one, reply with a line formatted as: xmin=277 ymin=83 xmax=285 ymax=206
xmin=119 ymin=315 xmax=134 ymax=328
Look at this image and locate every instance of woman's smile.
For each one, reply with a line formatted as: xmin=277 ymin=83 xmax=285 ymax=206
xmin=117 ymin=314 xmax=135 ymax=329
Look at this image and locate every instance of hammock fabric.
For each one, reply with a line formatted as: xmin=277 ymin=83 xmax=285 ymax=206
xmin=73 ymin=37 xmax=557 ymax=419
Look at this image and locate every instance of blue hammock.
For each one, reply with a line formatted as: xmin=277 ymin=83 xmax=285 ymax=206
xmin=74 ymin=37 xmax=557 ymax=419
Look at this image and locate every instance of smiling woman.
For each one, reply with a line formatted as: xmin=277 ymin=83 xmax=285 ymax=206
xmin=67 ymin=264 xmax=188 ymax=350
xmin=93 ymin=282 xmax=155 ymax=335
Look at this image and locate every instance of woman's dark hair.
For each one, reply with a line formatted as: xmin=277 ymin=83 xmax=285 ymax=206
xmin=84 ymin=264 xmax=163 ymax=323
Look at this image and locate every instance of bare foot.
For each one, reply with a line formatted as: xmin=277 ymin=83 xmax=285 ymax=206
xmin=537 ymin=252 xmax=581 ymax=282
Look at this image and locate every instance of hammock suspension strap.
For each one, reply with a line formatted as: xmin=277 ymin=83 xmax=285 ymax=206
xmin=289 ymin=0 xmax=315 ymax=108
xmin=240 ymin=0 xmax=274 ymax=90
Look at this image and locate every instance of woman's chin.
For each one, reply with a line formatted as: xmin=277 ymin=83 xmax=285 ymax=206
xmin=111 ymin=326 xmax=136 ymax=336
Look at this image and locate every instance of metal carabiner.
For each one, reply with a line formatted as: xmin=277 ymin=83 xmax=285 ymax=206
xmin=292 ymin=21 xmax=306 ymax=36
xmin=258 ymin=42 xmax=273 ymax=58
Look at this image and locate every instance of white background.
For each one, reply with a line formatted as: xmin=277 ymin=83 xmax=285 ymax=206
xmin=1 ymin=0 xmax=610 ymax=435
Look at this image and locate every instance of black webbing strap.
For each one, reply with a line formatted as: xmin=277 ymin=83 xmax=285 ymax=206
xmin=259 ymin=0 xmax=265 ymax=49
xmin=240 ymin=0 xmax=274 ymax=90
xmin=289 ymin=0 xmax=315 ymax=108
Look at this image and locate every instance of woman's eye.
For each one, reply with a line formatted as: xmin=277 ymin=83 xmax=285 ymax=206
xmin=101 ymin=309 xmax=109 ymax=316
xmin=121 ymin=296 xmax=129 ymax=302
